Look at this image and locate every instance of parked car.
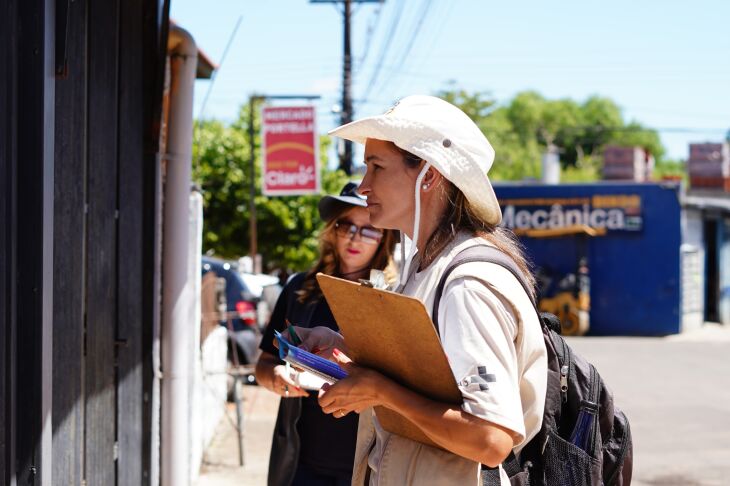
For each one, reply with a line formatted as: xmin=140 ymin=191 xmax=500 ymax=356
xmin=238 ymin=270 xmax=282 ymax=327
xmin=201 ymin=256 xmax=261 ymax=366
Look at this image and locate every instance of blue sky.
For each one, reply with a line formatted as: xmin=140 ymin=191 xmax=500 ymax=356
xmin=172 ymin=0 xmax=729 ymax=164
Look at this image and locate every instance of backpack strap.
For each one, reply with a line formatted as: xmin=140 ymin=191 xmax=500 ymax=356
xmin=432 ymin=245 xmax=537 ymax=331
xmin=432 ymin=245 xmax=542 ymax=479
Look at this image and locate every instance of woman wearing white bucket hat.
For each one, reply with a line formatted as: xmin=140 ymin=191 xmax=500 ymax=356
xmin=297 ymin=96 xmax=548 ymax=485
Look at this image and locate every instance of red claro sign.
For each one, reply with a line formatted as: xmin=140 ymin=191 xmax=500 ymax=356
xmin=262 ymin=106 xmax=320 ymax=196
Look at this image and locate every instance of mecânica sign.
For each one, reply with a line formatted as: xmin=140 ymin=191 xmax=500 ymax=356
xmin=500 ymin=194 xmax=643 ymax=233
xmin=262 ymin=106 xmax=320 ymax=196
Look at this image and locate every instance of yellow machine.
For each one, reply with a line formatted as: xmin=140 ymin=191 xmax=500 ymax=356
xmin=517 ymin=225 xmax=604 ymax=336
xmin=537 ymin=261 xmax=590 ymax=336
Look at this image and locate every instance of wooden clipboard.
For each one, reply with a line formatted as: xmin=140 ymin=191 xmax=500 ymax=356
xmin=316 ymin=273 xmax=462 ymax=449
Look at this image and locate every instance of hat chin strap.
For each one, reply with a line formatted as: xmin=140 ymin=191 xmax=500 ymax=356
xmin=399 ymin=162 xmax=432 ymax=288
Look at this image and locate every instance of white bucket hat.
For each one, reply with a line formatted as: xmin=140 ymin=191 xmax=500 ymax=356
xmin=328 ymin=94 xmax=501 ymax=225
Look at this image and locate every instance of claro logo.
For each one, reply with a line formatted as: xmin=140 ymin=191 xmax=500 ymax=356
xmin=501 ymin=204 xmax=630 ymax=231
xmin=265 ymin=166 xmax=315 ymax=187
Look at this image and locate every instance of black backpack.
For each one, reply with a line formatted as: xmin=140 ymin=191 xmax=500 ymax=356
xmin=433 ymin=245 xmax=633 ymax=486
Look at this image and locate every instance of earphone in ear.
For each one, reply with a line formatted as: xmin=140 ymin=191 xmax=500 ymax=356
xmin=422 ymin=184 xmax=429 ymax=190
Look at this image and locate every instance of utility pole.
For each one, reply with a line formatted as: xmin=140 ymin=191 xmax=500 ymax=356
xmin=311 ymin=0 xmax=380 ymax=175
xmin=341 ymin=0 xmax=353 ymax=175
xmin=247 ymin=94 xmax=320 ymax=272
xmin=248 ymin=95 xmax=261 ymax=270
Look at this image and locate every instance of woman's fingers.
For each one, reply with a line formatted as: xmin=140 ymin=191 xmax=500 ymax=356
xmin=276 ymin=378 xmax=309 ymax=398
xmin=291 ymin=325 xmax=324 ymax=351
xmin=294 ymin=326 xmax=347 ymax=355
xmin=332 ymin=348 xmax=350 ymax=362
xmin=273 ymin=365 xmax=309 ymax=397
xmin=317 ymin=380 xmax=368 ymax=415
xmin=317 ymin=364 xmax=389 ymax=416
xmin=319 ymin=394 xmax=371 ymax=416
xmin=286 ymin=386 xmax=310 ymax=398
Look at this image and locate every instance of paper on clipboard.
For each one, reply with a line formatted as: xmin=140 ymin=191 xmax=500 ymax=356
xmin=316 ymin=273 xmax=462 ymax=449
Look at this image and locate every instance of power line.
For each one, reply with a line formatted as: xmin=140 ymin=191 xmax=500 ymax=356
xmin=193 ymin=15 xmax=243 ymax=175
xmin=361 ymin=0 xmax=406 ymax=102
xmin=408 ymin=0 xmax=454 ymax=84
xmin=311 ymin=0 xmax=381 ymax=174
xmin=196 ymin=15 xmax=243 ymax=121
xmin=375 ymin=0 xmax=433 ymax=94
xmin=356 ymin=0 xmax=385 ymax=68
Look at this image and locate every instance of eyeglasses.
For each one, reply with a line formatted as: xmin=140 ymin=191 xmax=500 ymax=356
xmin=334 ymin=220 xmax=383 ymax=245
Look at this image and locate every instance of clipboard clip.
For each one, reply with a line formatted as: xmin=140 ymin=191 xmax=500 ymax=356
xmin=359 ymin=269 xmax=387 ymax=289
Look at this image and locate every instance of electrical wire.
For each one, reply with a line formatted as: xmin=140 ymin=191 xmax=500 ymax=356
xmin=193 ymin=16 xmax=243 ymax=173
xmin=360 ymin=0 xmax=406 ymax=102
xmin=196 ymin=16 xmax=243 ymax=121
xmin=356 ymin=0 xmax=385 ymax=68
xmin=375 ymin=0 xmax=433 ymax=93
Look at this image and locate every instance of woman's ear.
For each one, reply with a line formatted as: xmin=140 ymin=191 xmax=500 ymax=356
xmin=421 ymin=167 xmax=442 ymax=191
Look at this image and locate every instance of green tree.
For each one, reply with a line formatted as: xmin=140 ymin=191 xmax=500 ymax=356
xmin=652 ymin=158 xmax=686 ymax=180
xmin=437 ymin=88 xmax=667 ymax=181
xmin=193 ymin=102 xmax=349 ymax=271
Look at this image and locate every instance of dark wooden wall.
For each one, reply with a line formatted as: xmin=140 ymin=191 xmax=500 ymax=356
xmin=52 ymin=0 xmax=88 ymax=483
xmin=0 ymin=0 xmax=19 ymax=482
xmin=0 ymin=0 xmax=166 ymax=484
xmin=52 ymin=0 xmax=166 ymax=484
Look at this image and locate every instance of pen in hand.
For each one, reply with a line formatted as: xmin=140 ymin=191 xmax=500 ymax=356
xmin=284 ymin=320 xmax=324 ymax=355
xmin=285 ymin=319 xmax=303 ymax=346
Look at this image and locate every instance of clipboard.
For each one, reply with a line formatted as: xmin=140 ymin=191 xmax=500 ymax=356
xmin=316 ymin=273 xmax=462 ymax=449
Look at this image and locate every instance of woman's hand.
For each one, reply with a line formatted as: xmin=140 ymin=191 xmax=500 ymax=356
xmin=317 ymin=349 xmax=391 ymax=418
xmin=271 ymin=364 xmax=309 ymax=398
xmin=293 ymin=326 xmax=348 ymax=360
xmin=255 ymin=352 xmax=309 ymax=398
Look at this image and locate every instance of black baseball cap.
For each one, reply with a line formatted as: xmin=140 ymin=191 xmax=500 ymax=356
xmin=318 ymin=182 xmax=367 ymax=221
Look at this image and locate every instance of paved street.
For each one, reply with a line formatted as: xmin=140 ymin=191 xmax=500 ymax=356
xmin=566 ymin=328 xmax=730 ymax=486
xmin=196 ymin=325 xmax=730 ymax=486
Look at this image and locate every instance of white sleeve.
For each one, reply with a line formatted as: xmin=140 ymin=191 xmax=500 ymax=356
xmin=438 ymin=277 xmax=526 ymax=442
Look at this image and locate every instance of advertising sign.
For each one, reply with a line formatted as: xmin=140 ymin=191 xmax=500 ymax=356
xmin=500 ymin=194 xmax=643 ymax=233
xmin=262 ymin=106 xmax=320 ymax=195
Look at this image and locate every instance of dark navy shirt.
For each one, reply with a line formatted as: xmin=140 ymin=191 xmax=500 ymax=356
xmin=260 ymin=280 xmax=358 ymax=478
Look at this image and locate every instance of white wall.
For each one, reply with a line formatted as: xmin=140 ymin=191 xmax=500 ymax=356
xmin=189 ymin=191 xmax=228 ymax=481
xmin=681 ymin=208 xmax=705 ymax=331
xmin=189 ymin=327 xmax=228 ymax=482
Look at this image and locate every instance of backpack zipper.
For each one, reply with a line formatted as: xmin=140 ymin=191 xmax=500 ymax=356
xmin=559 ymin=336 xmax=571 ymax=404
xmin=560 ymin=364 xmax=569 ymax=404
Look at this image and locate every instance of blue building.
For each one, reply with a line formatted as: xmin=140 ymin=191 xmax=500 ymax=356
xmin=494 ymin=182 xmax=729 ymax=335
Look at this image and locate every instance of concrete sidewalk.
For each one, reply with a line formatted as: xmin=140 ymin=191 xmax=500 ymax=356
xmin=195 ymin=324 xmax=730 ymax=485
xmin=194 ymin=385 xmax=279 ymax=486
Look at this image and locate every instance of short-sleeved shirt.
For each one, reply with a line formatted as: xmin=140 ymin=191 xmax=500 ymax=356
xmin=361 ymin=233 xmax=548 ymax=485
xmin=260 ymin=276 xmax=359 ymax=479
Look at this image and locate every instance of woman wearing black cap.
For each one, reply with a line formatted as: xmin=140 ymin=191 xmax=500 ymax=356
xmin=255 ymin=182 xmax=397 ymax=486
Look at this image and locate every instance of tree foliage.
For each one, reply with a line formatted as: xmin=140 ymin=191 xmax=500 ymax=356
xmin=192 ymin=101 xmax=349 ymax=271
xmin=194 ymin=89 xmax=669 ymax=269
xmin=436 ymin=88 xmax=666 ymax=181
